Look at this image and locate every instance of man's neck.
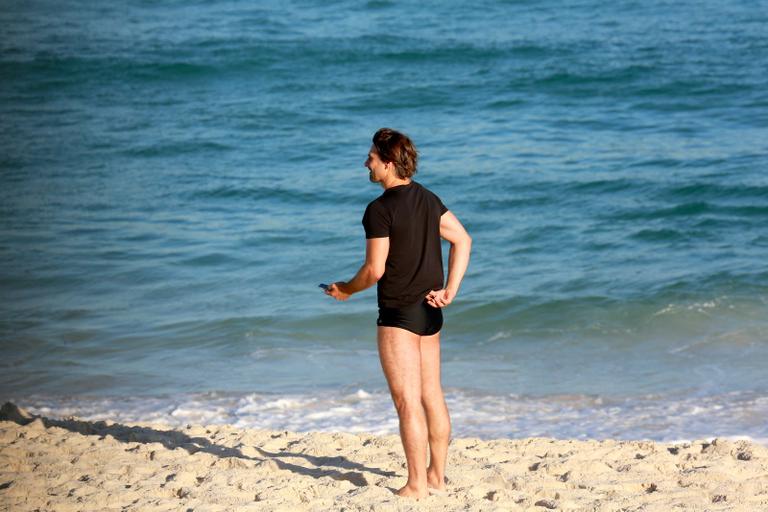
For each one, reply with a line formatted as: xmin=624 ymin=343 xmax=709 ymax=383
xmin=381 ymin=177 xmax=412 ymax=190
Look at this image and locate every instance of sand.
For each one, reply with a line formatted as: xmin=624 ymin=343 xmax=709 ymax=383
xmin=1 ymin=401 xmax=766 ymax=511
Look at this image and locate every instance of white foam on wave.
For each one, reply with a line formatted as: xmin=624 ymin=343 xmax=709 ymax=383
xmin=652 ymin=297 xmax=729 ymax=318
xmin=5 ymin=388 xmax=768 ymax=444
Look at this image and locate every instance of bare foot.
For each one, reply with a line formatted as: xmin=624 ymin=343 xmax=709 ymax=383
xmin=427 ymin=470 xmax=446 ymax=492
xmin=396 ymin=484 xmax=428 ymax=499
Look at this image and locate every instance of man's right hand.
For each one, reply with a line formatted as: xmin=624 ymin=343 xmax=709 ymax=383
xmin=326 ymin=282 xmax=351 ymax=301
xmin=426 ymin=288 xmax=454 ymax=308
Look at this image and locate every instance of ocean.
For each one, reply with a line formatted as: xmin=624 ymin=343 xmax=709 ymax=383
xmin=1 ymin=0 xmax=767 ymax=442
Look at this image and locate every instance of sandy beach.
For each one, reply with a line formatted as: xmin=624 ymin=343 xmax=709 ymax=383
xmin=1 ymin=402 xmax=766 ymax=511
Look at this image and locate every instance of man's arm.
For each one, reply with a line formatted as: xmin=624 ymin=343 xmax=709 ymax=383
xmin=426 ymin=211 xmax=471 ymax=308
xmin=326 ymin=237 xmax=389 ymax=301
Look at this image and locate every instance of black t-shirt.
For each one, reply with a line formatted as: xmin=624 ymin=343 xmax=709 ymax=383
xmin=362 ymin=181 xmax=448 ymax=308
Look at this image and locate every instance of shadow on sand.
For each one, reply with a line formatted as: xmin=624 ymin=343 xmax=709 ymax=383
xmin=0 ymin=401 xmax=397 ymax=486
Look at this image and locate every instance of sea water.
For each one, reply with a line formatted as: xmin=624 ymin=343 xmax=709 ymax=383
xmin=1 ymin=0 xmax=767 ymax=442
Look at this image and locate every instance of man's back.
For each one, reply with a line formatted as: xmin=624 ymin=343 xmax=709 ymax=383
xmin=363 ymin=181 xmax=447 ymax=308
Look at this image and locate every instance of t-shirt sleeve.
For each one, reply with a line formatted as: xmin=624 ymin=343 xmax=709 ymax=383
xmin=438 ymin=197 xmax=448 ymax=215
xmin=434 ymin=193 xmax=448 ymax=215
xmin=362 ymin=200 xmax=390 ymax=238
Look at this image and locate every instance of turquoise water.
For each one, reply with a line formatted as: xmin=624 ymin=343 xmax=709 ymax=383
xmin=2 ymin=0 xmax=767 ymax=441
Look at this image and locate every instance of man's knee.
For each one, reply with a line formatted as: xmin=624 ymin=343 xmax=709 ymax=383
xmin=421 ymin=394 xmax=450 ymax=424
xmin=420 ymin=386 xmax=445 ymax=407
xmin=392 ymin=393 xmax=423 ymax=416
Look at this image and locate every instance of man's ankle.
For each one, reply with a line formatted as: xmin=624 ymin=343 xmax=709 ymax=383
xmin=427 ymin=471 xmax=444 ymax=484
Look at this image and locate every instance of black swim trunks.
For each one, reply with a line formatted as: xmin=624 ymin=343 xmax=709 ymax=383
xmin=377 ymin=299 xmax=443 ymax=336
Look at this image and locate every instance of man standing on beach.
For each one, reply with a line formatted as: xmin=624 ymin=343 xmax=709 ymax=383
xmin=325 ymin=128 xmax=472 ymax=499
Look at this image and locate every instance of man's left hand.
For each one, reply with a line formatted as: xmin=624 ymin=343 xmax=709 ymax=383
xmin=426 ymin=288 xmax=454 ymax=308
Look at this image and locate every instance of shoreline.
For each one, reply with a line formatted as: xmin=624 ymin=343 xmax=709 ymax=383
xmin=6 ymin=389 xmax=767 ymax=445
xmin=1 ymin=401 xmax=767 ymax=511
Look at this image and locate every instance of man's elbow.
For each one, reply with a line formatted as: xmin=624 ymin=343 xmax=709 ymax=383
xmin=368 ymin=264 xmax=385 ymax=282
xmin=459 ymin=233 xmax=472 ymax=251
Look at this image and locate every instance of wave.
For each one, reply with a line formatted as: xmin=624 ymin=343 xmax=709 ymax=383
xmin=188 ymin=185 xmax=362 ymax=205
xmin=609 ymin=201 xmax=768 ymax=221
xmin=0 ymin=51 xmax=275 ymax=88
xmin=612 ymin=201 xmax=711 ymax=220
xmin=208 ymin=280 xmax=768 ymax=348
xmin=6 ymin=388 xmax=768 ymax=442
xmin=443 ymin=287 xmax=768 ymax=341
xmin=123 ymin=141 xmax=234 ymax=158
xmin=664 ymin=182 xmax=768 ymax=200
xmin=629 ymin=228 xmax=687 ymax=242
xmin=563 ymin=177 xmax=653 ymax=197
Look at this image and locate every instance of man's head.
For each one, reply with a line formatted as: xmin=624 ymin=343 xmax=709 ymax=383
xmin=369 ymin=128 xmax=418 ymax=180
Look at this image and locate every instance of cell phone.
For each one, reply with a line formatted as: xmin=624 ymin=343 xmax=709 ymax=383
xmin=319 ymin=283 xmax=330 ymax=290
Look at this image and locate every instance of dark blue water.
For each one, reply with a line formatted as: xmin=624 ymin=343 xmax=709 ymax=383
xmin=2 ymin=0 xmax=767 ymax=441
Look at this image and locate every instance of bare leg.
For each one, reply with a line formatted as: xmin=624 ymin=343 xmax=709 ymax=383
xmin=377 ymin=326 xmax=429 ymax=499
xmin=420 ymin=331 xmax=450 ymax=491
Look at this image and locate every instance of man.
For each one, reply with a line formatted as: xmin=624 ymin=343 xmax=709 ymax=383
xmin=325 ymin=128 xmax=472 ymax=499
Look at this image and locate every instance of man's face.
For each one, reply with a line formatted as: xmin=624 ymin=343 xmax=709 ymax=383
xmin=364 ymin=145 xmax=388 ymax=183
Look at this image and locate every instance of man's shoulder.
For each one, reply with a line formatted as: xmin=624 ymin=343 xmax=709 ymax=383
xmin=366 ymin=193 xmax=388 ymax=210
xmin=413 ymin=181 xmax=446 ymax=205
xmin=364 ymin=194 xmax=392 ymax=219
xmin=410 ymin=180 xmax=436 ymax=195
